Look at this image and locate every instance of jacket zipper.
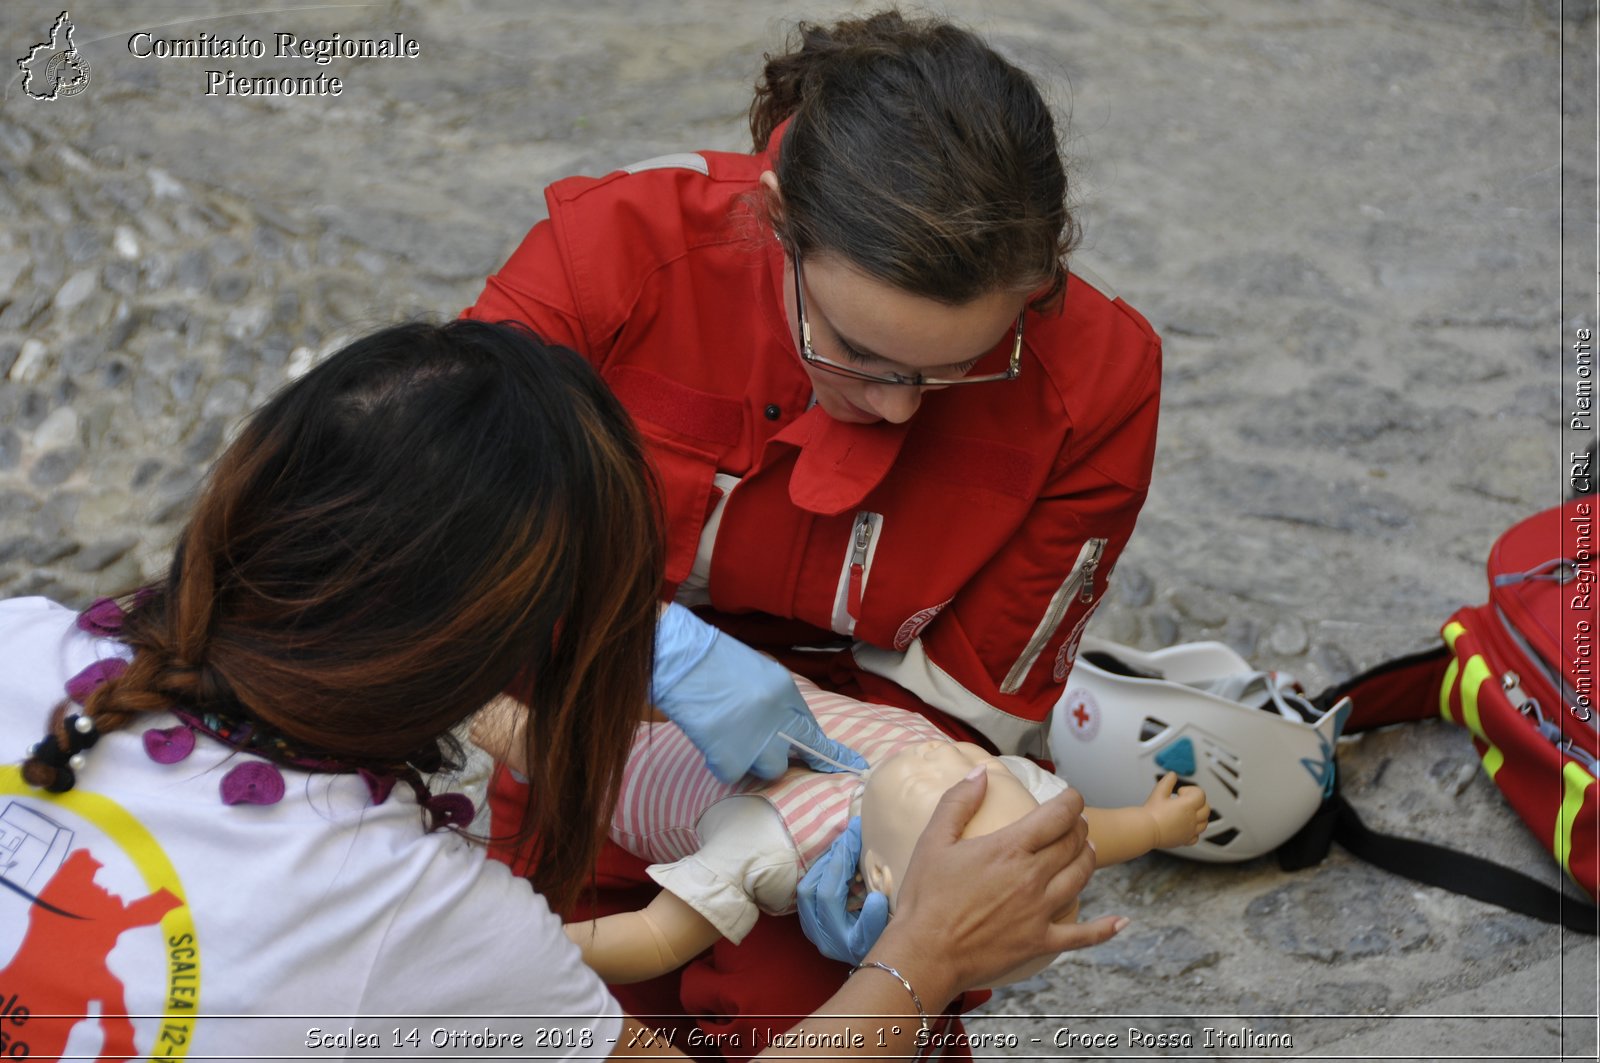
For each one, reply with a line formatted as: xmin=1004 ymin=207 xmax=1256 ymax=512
xmin=1000 ymin=537 xmax=1107 ymax=695
xmin=831 ymin=512 xmax=883 ymax=636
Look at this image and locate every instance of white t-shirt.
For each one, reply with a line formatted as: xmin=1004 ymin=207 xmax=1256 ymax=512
xmin=0 ymin=597 xmax=621 ymax=1061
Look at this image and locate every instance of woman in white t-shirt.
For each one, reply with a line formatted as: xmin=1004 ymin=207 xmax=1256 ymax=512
xmin=2 ymin=319 xmax=1121 ymax=1060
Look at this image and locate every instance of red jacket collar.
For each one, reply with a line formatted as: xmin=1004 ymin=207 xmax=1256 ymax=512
xmin=772 ymin=405 xmax=912 ymax=516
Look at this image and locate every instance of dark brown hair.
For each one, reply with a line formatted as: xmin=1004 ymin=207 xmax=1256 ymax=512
xmin=23 ymin=320 xmax=662 ymax=912
xmin=750 ymin=9 xmax=1075 ymax=311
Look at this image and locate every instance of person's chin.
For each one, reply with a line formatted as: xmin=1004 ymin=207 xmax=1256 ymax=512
xmin=820 ymin=392 xmax=882 ymax=424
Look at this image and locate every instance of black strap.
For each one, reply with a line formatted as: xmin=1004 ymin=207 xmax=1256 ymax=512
xmin=1312 ymin=644 xmax=1451 ymax=729
xmin=1280 ymin=788 xmax=1598 ymax=934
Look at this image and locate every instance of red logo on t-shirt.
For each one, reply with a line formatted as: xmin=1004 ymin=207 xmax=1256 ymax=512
xmin=0 ymin=848 xmax=181 ymax=1060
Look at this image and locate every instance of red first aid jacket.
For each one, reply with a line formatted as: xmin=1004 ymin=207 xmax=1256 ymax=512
xmin=465 ymin=143 xmax=1161 ymax=754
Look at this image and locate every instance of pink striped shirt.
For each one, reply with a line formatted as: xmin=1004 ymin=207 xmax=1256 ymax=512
xmin=611 ymin=678 xmax=951 ymax=871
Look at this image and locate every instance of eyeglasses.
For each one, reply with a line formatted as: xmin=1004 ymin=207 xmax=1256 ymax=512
xmin=791 ymin=252 xmax=1024 ymax=387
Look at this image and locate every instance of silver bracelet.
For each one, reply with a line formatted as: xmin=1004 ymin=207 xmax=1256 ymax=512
xmin=852 ymin=960 xmax=931 ymax=1039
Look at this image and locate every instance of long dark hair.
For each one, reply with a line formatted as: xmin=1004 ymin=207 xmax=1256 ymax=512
xmin=23 ymin=320 xmax=662 ymax=911
xmin=750 ymin=9 xmax=1075 ymax=311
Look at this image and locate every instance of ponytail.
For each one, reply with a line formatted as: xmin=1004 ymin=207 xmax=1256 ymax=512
xmin=748 ymin=9 xmax=1074 ymax=313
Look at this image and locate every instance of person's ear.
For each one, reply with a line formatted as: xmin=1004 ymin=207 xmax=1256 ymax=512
xmin=759 ymin=170 xmax=787 ymax=240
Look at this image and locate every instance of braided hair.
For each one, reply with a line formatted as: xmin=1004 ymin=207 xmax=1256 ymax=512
xmin=23 ymin=320 xmax=663 ymax=912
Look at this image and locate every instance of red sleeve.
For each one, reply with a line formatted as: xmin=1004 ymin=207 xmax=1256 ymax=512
xmin=849 ymin=324 xmax=1161 ymax=752
xmin=948 ymin=341 xmax=1159 ymax=702
xmin=463 ymin=164 xmax=714 ymax=367
xmin=462 ymin=219 xmax=594 ymax=359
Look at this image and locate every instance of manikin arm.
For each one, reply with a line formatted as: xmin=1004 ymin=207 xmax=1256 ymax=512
xmin=564 ymin=889 xmax=724 ymax=985
xmin=1081 ymin=772 xmax=1210 ymax=867
xmin=471 ymin=695 xmax=528 ymax=771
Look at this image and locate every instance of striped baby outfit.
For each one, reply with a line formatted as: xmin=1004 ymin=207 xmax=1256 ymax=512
xmin=611 ymin=677 xmax=951 ymax=871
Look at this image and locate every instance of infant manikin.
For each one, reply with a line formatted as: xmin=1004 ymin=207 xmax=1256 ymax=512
xmin=544 ymin=677 xmax=1210 ymax=985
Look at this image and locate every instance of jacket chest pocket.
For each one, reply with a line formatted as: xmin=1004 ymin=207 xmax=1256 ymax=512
xmin=642 ymin=434 xmax=722 ymax=589
xmin=604 ymin=365 xmax=744 ymax=591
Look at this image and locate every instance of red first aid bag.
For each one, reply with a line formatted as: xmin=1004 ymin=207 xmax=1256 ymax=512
xmin=1283 ymin=498 xmax=1599 ymax=928
xmin=1436 ymin=497 xmax=1598 ymax=898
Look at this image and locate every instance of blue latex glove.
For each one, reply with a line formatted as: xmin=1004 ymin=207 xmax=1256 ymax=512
xmin=798 ymin=816 xmax=891 ymax=965
xmin=652 ymin=602 xmax=869 ymax=784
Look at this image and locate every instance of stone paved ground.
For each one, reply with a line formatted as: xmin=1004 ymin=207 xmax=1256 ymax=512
xmin=2 ymin=0 xmax=1597 ymax=1058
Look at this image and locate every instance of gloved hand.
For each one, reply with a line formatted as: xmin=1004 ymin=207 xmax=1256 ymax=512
xmin=797 ymin=816 xmax=890 ymax=965
xmin=652 ymin=602 xmax=869 ymax=783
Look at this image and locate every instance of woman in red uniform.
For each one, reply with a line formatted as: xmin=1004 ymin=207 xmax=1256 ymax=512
xmin=468 ymin=9 xmax=1160 ymax=1056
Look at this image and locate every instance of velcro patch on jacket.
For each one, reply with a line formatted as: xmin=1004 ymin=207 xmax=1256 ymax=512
xmin=608 ymin=365 xmax=743 ymax=448
xmin=899 ymin=433 xmax=1035 ymax=499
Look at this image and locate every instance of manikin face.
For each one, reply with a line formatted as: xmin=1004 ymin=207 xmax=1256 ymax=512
xmin=857 ymin=740 xmax=1059 ymax=986
xmin=858 ymin=741 xmax=1039 ymax=902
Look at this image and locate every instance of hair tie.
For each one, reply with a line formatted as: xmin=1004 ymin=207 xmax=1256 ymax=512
xmin=424 ymin=792 xmax=476 ymax=831
xmin=25 ymin=713 xmax=100 ymax=793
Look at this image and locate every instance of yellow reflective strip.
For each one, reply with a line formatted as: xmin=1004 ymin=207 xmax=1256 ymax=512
xmin=1458 ymin=653 xmax=1502 ymax=778
xmin=1481 ymin=745 xmax=1504 ymax=781
xmin=1440 ymin=656 xmax=1460 ymax=725
xmin=1442 ymin=621 xmax=1466 ymax=650
xmin=1460 ymin=654 xmax=1492 ymax=741
xmin=1556 ymin=762 xmax=1596 ymax=887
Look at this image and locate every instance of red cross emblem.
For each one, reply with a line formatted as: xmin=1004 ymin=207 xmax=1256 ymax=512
xmin=1058 ymin=688 xmax=1100 ymax=742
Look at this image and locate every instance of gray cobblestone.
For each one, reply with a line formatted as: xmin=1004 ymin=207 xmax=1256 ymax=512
xmin=211 ymin=273 xmax=250 ymax=305
xmin=0 ymin=295 xmax=50 ymax=334
xmin=1266 ymin=615 xmax=1310 ymax=656
xmin=31 ymin=406 xmax=79 ymax=450
xmin=1144 ymin=608 xmax=1181 ymax=647
xmin=69 ymin=535 xmax=138 ymax=573
xmin=175 ymin=249 xmax=211 ymax=292
xmin=1246 ymin=865 xmax=1434 ymax=962
xmin=1074 ymin=924 xmax=1221 ymax=978
xmin=28 ymin=447 xmax=85 ymax=488
xmin=0 ymin=253 xmax=28 ymax=294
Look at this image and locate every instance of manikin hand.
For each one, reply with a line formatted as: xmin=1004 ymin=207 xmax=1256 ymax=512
xmin=1143 ymin=772 xmax=1210 ymax=848
xmin=797 ymin=817 xmax=891 ymax=965
xmin=652 ymin=602 xmax=868 ymax=783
